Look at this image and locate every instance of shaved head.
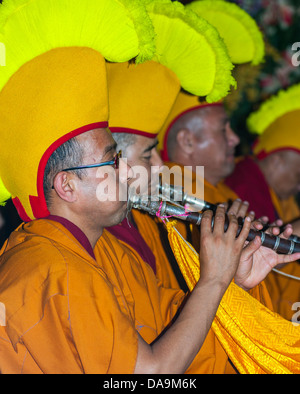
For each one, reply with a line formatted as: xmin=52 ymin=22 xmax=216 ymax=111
xmin=165 ymin=105 xmax=240 ymax=186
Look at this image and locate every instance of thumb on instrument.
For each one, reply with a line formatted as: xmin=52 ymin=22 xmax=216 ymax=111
xmin=241 ymin=236 xmax=261 ymax=261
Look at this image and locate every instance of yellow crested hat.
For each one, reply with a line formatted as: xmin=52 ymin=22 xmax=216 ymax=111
xmin=0 ymin=0 xmax=156 ymax=221
xmin=107 ymin=0 xmax=236 ymax=139
xmin=108 ymin=61 xmax=180 ymax=138
xmin=247 ymin=84 xmax=300 ymax=159
xmin=187 ymin=0 xmax=264 ymax=65
xmin=158 ymin=0 xmax=265 ymax=159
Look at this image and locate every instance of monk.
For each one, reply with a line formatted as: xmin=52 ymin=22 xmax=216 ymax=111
xmin=225 ymin=85 xmax=300 ymax=320
xmin=98 ymin=61 xmax=287 ymax=373
xmin=162 ymin=101 xmax=240 ymax=205
xmin=104 ymin=129 xmax=269 ymax=374
xmin=1 ymin=0 xmax=298 ymax=375
xmin=3 ymin=124 xmax=299 ymax=373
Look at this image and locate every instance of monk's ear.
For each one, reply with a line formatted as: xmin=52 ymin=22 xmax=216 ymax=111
xmin=176 ymin=128 xmax=195 ymax=155
xmin=52 ymin=172 xmax=78 ymax=203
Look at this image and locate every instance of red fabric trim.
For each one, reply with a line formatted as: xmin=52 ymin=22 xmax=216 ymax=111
xmin=46 ymin=215 xmax=95 ymax=259
xmin=161 ymin=103 xmax=222 ymax=161
xmin=109 ymin=127 xmax=157 ymax=138
xmin=32 ymin=122 xmax=108 ymax=219
xmin=12 ymin=197 xmax=32 ymax=222
xmin=107 ymin=218 xmax=156 ymax=274
xmin=224 ymin=156 xmax=279 ymax=222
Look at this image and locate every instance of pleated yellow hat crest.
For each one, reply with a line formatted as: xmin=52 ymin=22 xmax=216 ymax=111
xmin=247 ymin=84 xmax=300 ymax=159
xmin=187 ymin=0 xmax=265 ymax=65
xmin=0 ymin=0 xmax=156 ymax=221
xmin=158 ymin=0 xmax=265 ymax=159
xmin=146 ymin=0 xmax=235 ymax=102
xmin=108 ymin=0 xmax=236 ymax=139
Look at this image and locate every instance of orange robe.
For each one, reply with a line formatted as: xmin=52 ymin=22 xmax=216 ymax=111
xmin=263 ymin=187 xmax=300 ymax=320
xmin=204 ymin=178 xmax=239 ymax=205
xmin=132 ymin=210 xmax=188 ymax=290
xmin=105 ymin=212 xmax=237 ymax=373
xmin=129 ymin=210 xmax=239 ymax=374
xmin=0 ymin=217 xmax=240 ymax=374
xmin=0 ymin=214 xmax=275 ymax=374
xmin=225 ymin=156 xmax=300 ymax=320
xmin=0 ymin=219 xmax=141 ymax=373
xmin=105 ymin=194 xmax=274 ymax=373
xmin=187 ymin=175 xmax=239 ymax=252
xmin=130 ymin=208 xmax=273 ymax=374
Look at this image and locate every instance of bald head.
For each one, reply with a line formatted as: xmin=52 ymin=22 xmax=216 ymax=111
xmin=165 ymin=105 xmax=240 ymax=186
xmin=166 ymin=106 xmax=210 ymax=162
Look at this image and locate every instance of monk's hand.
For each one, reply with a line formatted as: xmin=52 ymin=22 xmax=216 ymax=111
xmin=226 ymin=199 xmax=255 ymax=222
xmin=199 ymin=204 xmax=252 ymax=290
xmin=234 ymin=220 xmax=300 ymax=291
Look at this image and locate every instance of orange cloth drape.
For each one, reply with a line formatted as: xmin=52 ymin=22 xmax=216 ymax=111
xmin=225 ymin=156 xmax=300 ymax=320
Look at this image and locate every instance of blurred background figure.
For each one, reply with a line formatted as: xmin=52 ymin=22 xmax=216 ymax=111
xmin=0 ymin=201 xmax=21 ymax=249
xmin=160 ymin=0 xmax=300 ymax=321
xmin=225 ymin=84 xmax=300 ymax=321
xmin=225 ymin=83 xmax=300 ymax=224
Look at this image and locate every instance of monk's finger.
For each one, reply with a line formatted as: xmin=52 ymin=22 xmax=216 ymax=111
xmin=227 ymin=199 xmax=242 ymax=216
xmin=200 ymin=209 xmax=214 ymax=236
xmin=235 ymin=216 xmax=252 ymax=246
xmin=212 ymin=204 xmax=226 ymax=235
xmin=228 ymin=199 xmax=249 ymax=219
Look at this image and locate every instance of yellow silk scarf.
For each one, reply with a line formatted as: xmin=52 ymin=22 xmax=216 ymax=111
xmin=165 ymin=221 xmax=300 ymax=374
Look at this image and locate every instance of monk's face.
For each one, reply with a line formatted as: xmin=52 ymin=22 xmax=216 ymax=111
xmin=190 ymin=106 xmax=240 ymax=185
xmin=75 ymin=128 xmax=132 ymax=227
xmin=266 ymin=150 xmax=300 ymax=200
xmin=123 ymin=135 xmax=163 ymax=196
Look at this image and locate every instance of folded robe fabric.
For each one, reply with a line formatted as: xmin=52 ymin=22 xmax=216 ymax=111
xmin=164 ymin=220 xmax=300 ymax=374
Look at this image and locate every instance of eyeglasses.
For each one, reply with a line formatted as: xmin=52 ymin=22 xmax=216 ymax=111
xmin=51 ymin=150 xmax=122 ymax=190
xmin=61 ymin=150 xmax=122 ymax=172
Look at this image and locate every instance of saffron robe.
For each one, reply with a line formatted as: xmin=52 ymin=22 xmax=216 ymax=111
xmin=105 ymin=197 xmax=272 ymax=373
xmin=225 ymin=156 xmax=300 ymax=320
xmin=107 ymin=211 xmax=243 ymax=373
xmin=0 ymin=217 xmax=246 ymax=374
xmin=0 ymin=218 xmax=185 ymax=373
xmin=190 ymin=173 xmax=239 ymax=253
xmin=107 ymin=211 xmax=187 ymax=291
xmin=0 ymin=216 xmax=274 ymax=374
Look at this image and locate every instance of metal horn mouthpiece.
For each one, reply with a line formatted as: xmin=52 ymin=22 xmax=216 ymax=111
xmin=158 ymin=182 xmax=300 ymax=245
xmin=128 ymin=194 xmax=300 ymax=256
xmin=157 ymin=182 xmax=215 ymax=212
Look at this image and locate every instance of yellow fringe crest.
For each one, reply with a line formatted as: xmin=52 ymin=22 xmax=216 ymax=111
xmin=143 ymin=0 xmax=236 ymax=102
xmin=187 ymin=0 xmax=265 ymax=66
xmin=247 ymin=83 xmax=300 ymax=135
xmin=0 ymin=0 xmax=156 ymax=93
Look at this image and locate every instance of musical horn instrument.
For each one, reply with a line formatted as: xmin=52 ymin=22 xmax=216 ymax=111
xmin=127 ymin=191 xmax=300 ymax=255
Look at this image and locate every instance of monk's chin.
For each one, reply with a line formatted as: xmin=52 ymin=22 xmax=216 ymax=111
xmin=106 ymin=203 xmax=129 ymax=228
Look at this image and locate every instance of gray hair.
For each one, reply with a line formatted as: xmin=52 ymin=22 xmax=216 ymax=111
xmin=43 ymin=137 xmax=86 ymax=207
xmin=112 ymin=132 xmax=136 ymax=153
